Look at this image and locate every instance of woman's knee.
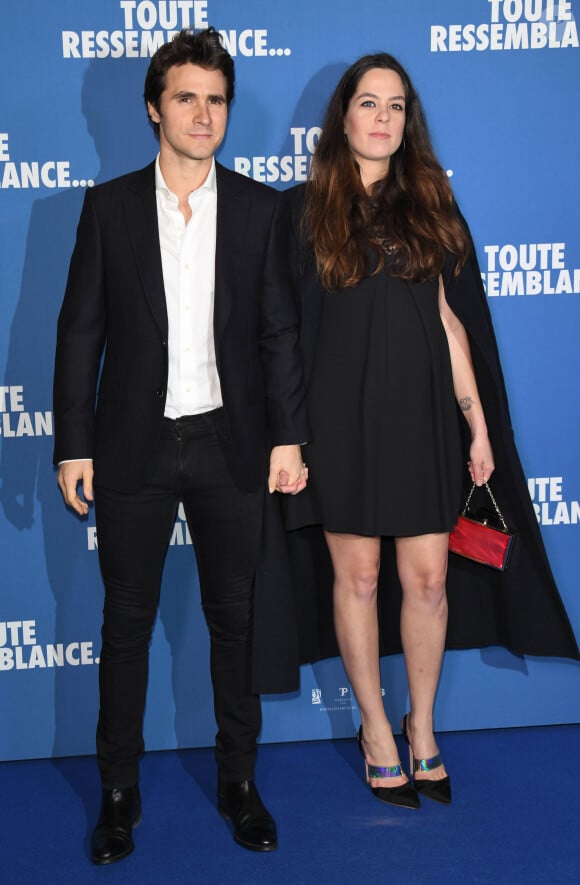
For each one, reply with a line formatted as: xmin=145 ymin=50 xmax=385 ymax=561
xmin=404 ymin=569 xmax=447 ymax=609
xmin=336 ymin=564 xmax=380 ymax=602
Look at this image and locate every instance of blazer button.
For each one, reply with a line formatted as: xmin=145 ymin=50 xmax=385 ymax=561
xmin=155 ymin=388 xmax=165 ymax=398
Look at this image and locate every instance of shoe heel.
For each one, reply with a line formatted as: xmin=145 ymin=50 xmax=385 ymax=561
xmin=356 ymin=725 xmax=420 ymax=810
xmin=356 ymin=728 xmax=372 ymax=784
xmin=401 ymin=713 xmax=452 ymax=806
xmin=401 ymin=713 xmax=414 ymax=772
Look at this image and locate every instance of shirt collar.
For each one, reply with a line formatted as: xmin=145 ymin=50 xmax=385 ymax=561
xmin=154 ymin=155 xmax=217 ymax=201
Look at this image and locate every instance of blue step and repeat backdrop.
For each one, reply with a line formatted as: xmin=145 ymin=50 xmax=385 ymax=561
xmin=1 ymin=0 xmax=579 ymax=762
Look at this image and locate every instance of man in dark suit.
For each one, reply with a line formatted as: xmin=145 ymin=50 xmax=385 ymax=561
xmin=53 ymin=28 xmax=309 ymax=864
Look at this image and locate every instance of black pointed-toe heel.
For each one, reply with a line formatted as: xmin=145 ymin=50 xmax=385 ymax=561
xmin=401 ymin=714 xmax=451 ymax=805
xmin=356 ymin=726 xmax=420 ymax=810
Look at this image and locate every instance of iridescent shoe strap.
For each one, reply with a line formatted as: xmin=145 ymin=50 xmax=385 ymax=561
xmin=413 ymin=753 xmax=443 ymax=774
xmin=367 ymin=763 xmax=403 ymax=779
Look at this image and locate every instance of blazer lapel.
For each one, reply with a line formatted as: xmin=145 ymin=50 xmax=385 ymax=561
xmin=214 ymin=163 xmax=251 ymax=341
xmin=123 ymin=162 xmax=168 ymax=336
xmin=120 ymin=162 xmax=249 ymax=342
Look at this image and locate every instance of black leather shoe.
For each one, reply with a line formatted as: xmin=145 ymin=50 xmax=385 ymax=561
xmin=218 ymin=779 xmax=278 ymax=852
xmin=90 ymin=785 xmax=142 ymax=865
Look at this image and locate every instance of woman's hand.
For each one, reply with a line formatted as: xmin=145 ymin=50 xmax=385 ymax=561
xmin=467 ymin=435 xmax=495 ymax=486
xmin=268 ymin=444 xmax=308 ymax=494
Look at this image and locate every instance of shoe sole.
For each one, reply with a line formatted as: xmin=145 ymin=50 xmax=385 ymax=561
xmin=219 ymin=806 xmax=278 ymax=852
xmin=91 ymin=843 xmax=135 ymax=865
xmin=233 ymin=834 xmax=278 ymax=852
xmin=90 ymin=813 xmax=142 ymax=865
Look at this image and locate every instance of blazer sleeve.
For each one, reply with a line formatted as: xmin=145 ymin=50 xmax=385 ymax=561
xmin=53 ymin=187 xmax=107 ymax=463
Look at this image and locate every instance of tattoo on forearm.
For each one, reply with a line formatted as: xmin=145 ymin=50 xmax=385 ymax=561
xmin=459 ymin=396 xmax=475 ymax=412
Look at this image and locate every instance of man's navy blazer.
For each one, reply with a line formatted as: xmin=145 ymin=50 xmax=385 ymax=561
xmin=53 ymin=161 xmax=309 ymax=492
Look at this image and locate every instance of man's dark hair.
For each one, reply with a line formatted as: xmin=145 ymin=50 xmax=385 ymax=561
xmin=144 ymin=27 xmax=235 ymax=137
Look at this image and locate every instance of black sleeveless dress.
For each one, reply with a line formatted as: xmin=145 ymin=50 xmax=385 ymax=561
xmin=285 ymin=266 xmax=463 ymax=537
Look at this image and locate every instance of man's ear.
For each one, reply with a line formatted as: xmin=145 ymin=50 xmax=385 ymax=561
xmin=147 ymin=102 xmax=161 ymax=124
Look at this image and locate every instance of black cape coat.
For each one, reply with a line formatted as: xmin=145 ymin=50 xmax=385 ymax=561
xmin=251 ymin=185 xmax=579 ymax=694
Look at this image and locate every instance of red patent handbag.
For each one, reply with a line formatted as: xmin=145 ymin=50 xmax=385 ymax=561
xmin=448 ymin=481 xmax=514 ymax=571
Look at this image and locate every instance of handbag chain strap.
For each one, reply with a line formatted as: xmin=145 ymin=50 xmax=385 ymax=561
xmin=462 ymin=481 xmax=509 ymax=532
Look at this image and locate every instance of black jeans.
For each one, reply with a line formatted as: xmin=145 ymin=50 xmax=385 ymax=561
xmin=94 ymin=409 xmax=263 ymax=788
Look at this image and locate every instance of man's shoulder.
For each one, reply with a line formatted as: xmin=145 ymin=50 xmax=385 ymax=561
xmin=89 ymin=162 xmax=155 ymax=199
xmin=216 ymin=162 xmax=279 ymax=205
xmin=281 ymin=182 xmax=306 ymax=210
xmin=279 ymin=183 xmax=306 ymax=231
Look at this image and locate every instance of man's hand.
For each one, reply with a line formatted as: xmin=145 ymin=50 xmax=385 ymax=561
xmin=268 ymin=444 xmax=308 ymax=495
xmin=57 ymin=460 xmax=94 ymax=516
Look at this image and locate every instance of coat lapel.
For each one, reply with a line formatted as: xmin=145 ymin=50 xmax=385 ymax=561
xmin=119 ymin=161 xmax=250 ymax=342
xmin=123 ymin=162 xmax=168 ymax=336
xmin=214 ymin=163 xmax=251 ymax=341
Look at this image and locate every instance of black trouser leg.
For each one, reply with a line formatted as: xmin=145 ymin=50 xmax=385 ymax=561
xmin=94 ymin=409 xmax=263 ymax=787
xmin=94 ymin=482 xmax=177 ymax=788
xmin=178 ymin=410 xmax=263 ymax=781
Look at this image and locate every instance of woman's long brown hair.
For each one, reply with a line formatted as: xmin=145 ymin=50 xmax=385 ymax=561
xmin=304 ymin=53 xmax=470 ymax=289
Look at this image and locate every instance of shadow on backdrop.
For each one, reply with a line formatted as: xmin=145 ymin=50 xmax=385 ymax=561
xmin=0 ymin=57 xmax=157 ymax=808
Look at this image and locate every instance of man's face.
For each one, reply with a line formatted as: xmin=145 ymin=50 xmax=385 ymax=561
xmin=147 ymin=63 xmax=228 ymax=163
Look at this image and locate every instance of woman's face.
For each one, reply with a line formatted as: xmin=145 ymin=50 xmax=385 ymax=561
xmin=343 ymin=67 xmax=406 ymax=189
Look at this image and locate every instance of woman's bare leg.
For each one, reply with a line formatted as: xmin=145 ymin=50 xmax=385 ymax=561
xmin=396 ymin=532 xmax=449 ymax=781
xmin=325 ymin=531 xmax=408 ymax=787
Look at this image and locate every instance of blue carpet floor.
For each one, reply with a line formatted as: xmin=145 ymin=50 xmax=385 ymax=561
xmin=2 ymin=725 xmax=579 ymax=884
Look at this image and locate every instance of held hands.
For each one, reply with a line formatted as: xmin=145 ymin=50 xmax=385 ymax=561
xmin=268 ymin=444 xmax=308 ymax=495
xmin=57 ymin=460 xmax=94 ymax=516
xmin=467 ymin=435 xmax=495 ymax=487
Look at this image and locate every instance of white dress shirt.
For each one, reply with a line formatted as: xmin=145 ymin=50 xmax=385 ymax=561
xmin=155 ymin=155 xmax=223 ymax=419
xmin=60 ymin=159 xmax=223 ymax=464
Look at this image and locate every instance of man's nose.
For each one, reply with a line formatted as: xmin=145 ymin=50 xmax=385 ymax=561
xmin=193 ymin=102 xmax=210 ymax=124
